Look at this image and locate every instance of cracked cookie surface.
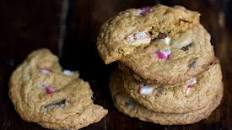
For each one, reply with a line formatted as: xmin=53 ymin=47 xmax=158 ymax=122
xmin=9 ymin=49 xmax=108 ymax=130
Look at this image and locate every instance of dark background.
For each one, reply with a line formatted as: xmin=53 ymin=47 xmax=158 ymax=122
xmin=0 ymin=0 xmax=232 ymax=130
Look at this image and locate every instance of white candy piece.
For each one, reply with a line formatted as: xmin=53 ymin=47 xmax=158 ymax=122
xmin=186 ymin=78 xmax=197 ymax=86
xmin=171 ymin=30 xmax=193 ymax=49
xmin=158 ymin=37 xmax=171 ymax=45
xmin=139 ymin=85 xmax=154 ymax=95
xmin=184 ymin=78 xmax=197 ymax=95
xmin=40 ymin=69 xmax=50 ymax=75
xmin=63 ymin=70 xmax=73 ymax=76
xmin=127 ymin=32 xmax=151 ymax=46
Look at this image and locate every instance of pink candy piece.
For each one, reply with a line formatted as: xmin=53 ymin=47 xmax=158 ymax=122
xmin=40 ymin=68 xmax=51 ymax=75
xmin=140 ymin=7 xmax=152 ymax=16
xmin=185 ymin=78 xmax=197 ymax=95
xmin=155 ymin=49 xmax=171 ymax=60
xmin=45 ymin=86 xmax=55 ymax=94
xmin=186 ymin=87 xmax=192 ymax=95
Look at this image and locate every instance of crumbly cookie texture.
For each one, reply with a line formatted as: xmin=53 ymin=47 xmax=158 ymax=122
xmin=110 ymin=69 xmax=223 ymax=125
xmin=120 ymin=24 xmax=214 ymax=84
xmin=9 ymin=49 xmax=108 ymax=130
xmin=97 ymin=4 xmax=200 ymax=64
xmin=120 ymin=61 xmax=223 ymax=113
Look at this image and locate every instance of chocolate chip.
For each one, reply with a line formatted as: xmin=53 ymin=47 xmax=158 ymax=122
xmin=180 ymin=19 xmax=191 ymax=23
xmin=181 ymin=42 xmax=193 ymax=51
xmin=157 ymin=33 xmax=167 ymax=39
xmin=44 ymin=99 xmax=66 ymax=111
xmin=188 ymin=58 xmax=198 ymax=69
xmin=125 ymin=98 xmax=135 ymax=108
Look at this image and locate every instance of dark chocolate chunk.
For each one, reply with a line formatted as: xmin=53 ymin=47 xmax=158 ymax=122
xmin=44 ymin=99 xmax=66 ymax=111
xmin=157 ymin=33 xmax=168 ymax=39
xmin=188 ymin=58 xmax=198 ymax=69
xmin=181 ymin=42 xmax=193 ymax=51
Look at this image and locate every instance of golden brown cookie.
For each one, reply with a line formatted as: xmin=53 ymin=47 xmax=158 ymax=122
xmin=97 ymin=5 xmax=214 ymax=84
xmin=110 ymin=69 xmax=223 ymax=125
xmin=119 ymin=24 xmax=214 ymax=84
xmin=9 ymin=49 xmax=108 ymax=130
xmin=119 ymin=60 xmax=223 ymax=113
xmin=97 ymin=4 xmax=200 ymax=64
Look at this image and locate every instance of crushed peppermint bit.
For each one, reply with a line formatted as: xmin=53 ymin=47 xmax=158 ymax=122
xmin=185 ymin=87 xmax=192 ymax=95
xmin=63 ymin=70 xmax=73 ymax=76
xmin=184 ymin=78 xmax=197 ymax=95
xmin=40 ymin=68 xmax=51 ymax=75
xmin=139 ymin=85 xmax=154 ymax=95
xmin=186 ymin=78 xmax=197 ymax=88
xmin=45 ymin=86 xmax=56 ymax=94
xmin=43 ymin=99 xmax=66 ymax=113
xmin=155 ymin=49 xmax=171 ymax=60
xmin=127 ymin=32 xmax=151 ymax=45
xmin=139 ymin=7 xmax=152 ymax=16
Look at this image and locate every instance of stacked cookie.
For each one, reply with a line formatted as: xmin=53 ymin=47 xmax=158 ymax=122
xmin=97 ymin=5 xmax=223 ymax=125
xmin=9 ymin=49 xmax=108 ymax=129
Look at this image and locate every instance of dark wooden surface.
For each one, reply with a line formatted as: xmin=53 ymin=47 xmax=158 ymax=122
xmin=0 ymin=0 xmax=232 ymax=130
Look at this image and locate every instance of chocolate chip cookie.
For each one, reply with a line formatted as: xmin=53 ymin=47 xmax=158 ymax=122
xmin=97 ymin=5 xmax=214 ymax=84
xmin=97 ymin=5 xmax=200 ymax=65
xmin=110 ymin=69 xmax=223 ymax=125
xmin=9 ymin=49 xmax=108 ymax=130
xmin=120 ymin=24 xmax=214 ymax=84
xmin=120 ymin=60 xmax=223 ymax=113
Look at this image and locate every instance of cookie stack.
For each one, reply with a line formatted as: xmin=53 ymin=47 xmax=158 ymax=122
xmin=97 ymin=5 xmax=223 ymax=125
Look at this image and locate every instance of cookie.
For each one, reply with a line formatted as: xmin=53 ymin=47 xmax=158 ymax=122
xmin=110 ymin=70 xmax=223 ymax=125
xmin=119 ymin=24 xmax=214 ymax=84
xmin=120 ymin=60 xmax=223 ymax=113
xmin=97 ymin=4 xmax=200 ymax=64
xmin=9 ymin=49 xmax=108 ymax=130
